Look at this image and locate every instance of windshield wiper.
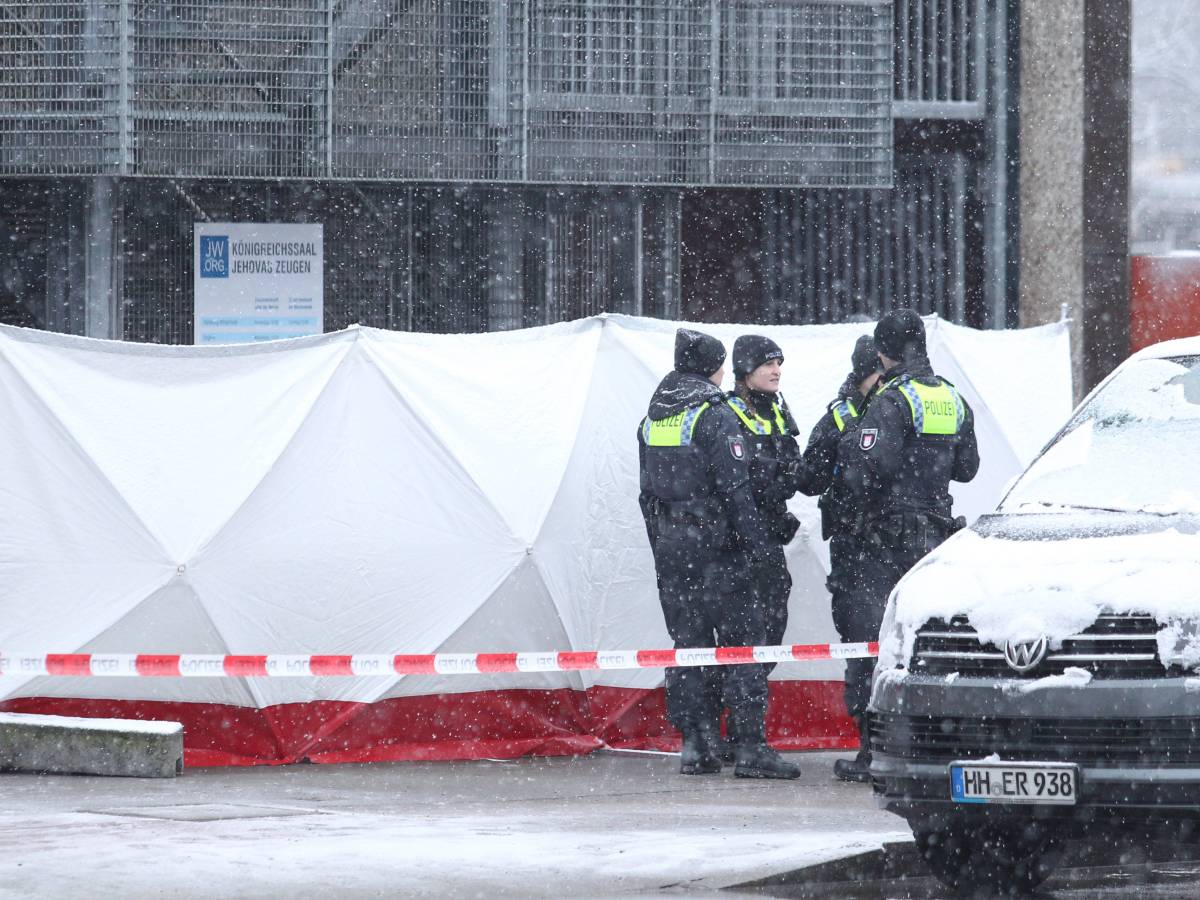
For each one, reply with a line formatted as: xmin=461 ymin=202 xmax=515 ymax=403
xmin=1017 ymin=501 xmax=1180 ymax=517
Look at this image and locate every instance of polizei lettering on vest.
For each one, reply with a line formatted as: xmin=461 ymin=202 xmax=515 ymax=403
xmin=923 ymin=399 xmax=957 ymax=417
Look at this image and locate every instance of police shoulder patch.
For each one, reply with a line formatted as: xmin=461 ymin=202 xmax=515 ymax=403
xmin=859 ymin=428 xmax=878 ymax=451
xmin=728 ymin=436 xmax=746 ymax=460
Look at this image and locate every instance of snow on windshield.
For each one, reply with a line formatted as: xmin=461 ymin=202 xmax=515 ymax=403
xmin=1003 ymin=356 xmax=1200 ymax=515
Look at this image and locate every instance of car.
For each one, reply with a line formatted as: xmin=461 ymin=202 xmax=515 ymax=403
xmin=868 ymin=336 xmax=1200 ymax=894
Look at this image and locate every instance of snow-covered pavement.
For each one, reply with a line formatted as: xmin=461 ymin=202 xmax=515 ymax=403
xmin=0 ymin=750 xmax=906 ymax=898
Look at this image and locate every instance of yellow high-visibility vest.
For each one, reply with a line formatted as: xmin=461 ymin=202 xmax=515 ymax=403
xmin=727 ymin=396 xmax=787 ymax=436
xmin=641 ymin=402 xmax=711 ymax=447
xmin=831 ymin=398 xmax=859 ymax=432
xmin=881 ymin=376 xmax=964 ymax=435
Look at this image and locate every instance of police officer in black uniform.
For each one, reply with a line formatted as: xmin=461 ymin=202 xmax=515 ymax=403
xmin=718 ymin=335 xmax=804 ymax=766
xmin=837 ymin=310 xmax=980 ymax=781
xmin=793 ymin=335 xmax=884 ymax=782
xmin=727 ymin=334 xmax=803 ymax=650
xmin=638 ymin=328 xmax=801 ymax=779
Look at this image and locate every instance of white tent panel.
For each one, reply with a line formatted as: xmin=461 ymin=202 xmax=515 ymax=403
xmin=0 ymin=349 xmax=172 ymax=699
xmin=934 ymin=318 xmax=1074 ymax=463
xmin=926 ymin=336 xmax=1024 ymax=522
xmin=0 ymin=328 xmax=354 ymax=561
xmin=8 ymin=578 xmax=258 ymax=707
xmin=532 ymin=320 xmax=696 ymax=691
xmin=384 ymin=557 xmax=582 ymax=697
xmin=186 ymin=347 xmax=525 ymax=707
xmin=362 ymin=321 xmax=602 ymax=545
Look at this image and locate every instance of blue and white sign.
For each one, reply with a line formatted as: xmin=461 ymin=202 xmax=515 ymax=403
xmin=198 ymin=235 xmax=229 ymax=278
xmin=193 ymin=223 xmax=323 ymax=344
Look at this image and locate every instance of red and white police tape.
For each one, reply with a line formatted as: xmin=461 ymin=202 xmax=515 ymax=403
xmin=0 ymin=641 xmax=878 ymax=678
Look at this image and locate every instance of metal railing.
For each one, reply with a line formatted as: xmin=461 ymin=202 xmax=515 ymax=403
xmin=0 ymin=0 xmax=893 ymax=187
xmin=761 ymin=152 xmax=969 ymax=324
xmin=892 ymin=0 xmax=986 ymax=119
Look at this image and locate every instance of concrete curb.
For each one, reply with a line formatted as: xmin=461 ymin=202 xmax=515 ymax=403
xmin=0 ymin=713 xmax=183 ymax=778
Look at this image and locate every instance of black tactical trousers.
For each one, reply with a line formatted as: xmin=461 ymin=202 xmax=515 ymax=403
xmin=657 ymin=549 xmax=770 ymax=739
xmin=828 ymin=533 xmax=882 ymax=718
xmin=751 ymin=546 xmax=791 ymax=675
xmin=838 ymin=513 xmax=954 ymax=716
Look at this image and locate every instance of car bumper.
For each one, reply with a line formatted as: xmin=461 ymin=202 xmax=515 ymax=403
xmin=870 ymin=673 xmax=1200 ymax=822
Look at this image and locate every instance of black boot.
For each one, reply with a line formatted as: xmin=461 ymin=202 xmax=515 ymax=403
xmin=717 ymin=715 xmax=737 ymax=764
xmin=734 ymin=743 xmax=802 ymax=780
xmin=680 ymin=724 xmax=722 ymax=775
xmin=834 ymin=716 xmax=872 ymax=784
xmin=730 ymin=711 xmax=801 ymax=779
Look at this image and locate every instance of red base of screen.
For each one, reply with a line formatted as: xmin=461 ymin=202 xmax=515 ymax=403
xmin=1 ymin=681 xmax=857 ymax=766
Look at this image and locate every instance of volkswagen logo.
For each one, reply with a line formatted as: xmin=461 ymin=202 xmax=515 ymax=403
xmin=1003 ymin=636 xmax=1049 ymax=672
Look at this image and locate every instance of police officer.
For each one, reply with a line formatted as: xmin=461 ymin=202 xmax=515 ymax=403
xmin=836 ymin=310 xmax=980 ymax=781
xmin=727 ymin=335 xmax=802 ymax=655
xmin=793 ymin=335 xmax=884 ymax=782
xmin=717 ymin=335 xmax=803 ymax=767
xmin=638 ymin=328 xmax=801 ymax=779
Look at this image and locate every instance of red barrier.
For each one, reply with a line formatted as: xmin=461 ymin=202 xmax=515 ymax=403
xmin=1132 ymin=255 xmax=1200 ymax=352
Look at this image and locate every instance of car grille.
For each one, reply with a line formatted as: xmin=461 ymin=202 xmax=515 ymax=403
xmin=871 ymin=712 xmax=1200 ymax=765
xmin=911 ymin=614 xmax=1168 ymax=678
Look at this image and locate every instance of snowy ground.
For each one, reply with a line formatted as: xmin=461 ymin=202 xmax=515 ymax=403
xmin=0 ymin=750 xmax=907 ymax=899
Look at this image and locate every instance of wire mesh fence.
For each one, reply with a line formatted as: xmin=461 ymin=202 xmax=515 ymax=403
xmin=130 ymin=0 xmax=328 ymax=178
xmin=0 ymin=0 xmax=893 ymax=187
xmin=0 ymin=2 xmax=123 ymax=174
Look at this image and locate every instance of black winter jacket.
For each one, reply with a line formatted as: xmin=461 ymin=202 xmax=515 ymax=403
xmin=837 ymin=357 xmax=980 ymax=522
xmin=638 ymin=372 xmax=774 ymax=562
xmin=727 ymin=389 xmax=803 ymax=545
xmin=798 ymin=386 xmax=873 ymax=539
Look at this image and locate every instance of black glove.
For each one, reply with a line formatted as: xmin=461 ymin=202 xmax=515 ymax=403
xmin=780 ymin=458 xmax=807 ymax=488
xmin=773 ymin=511 xmax=801 ymax=545
xmin=748 ymin=543 xmax=785 ymax=571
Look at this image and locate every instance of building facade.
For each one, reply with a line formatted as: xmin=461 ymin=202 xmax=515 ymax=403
xmin=0 ymin=0 xmax=1017 ymax=341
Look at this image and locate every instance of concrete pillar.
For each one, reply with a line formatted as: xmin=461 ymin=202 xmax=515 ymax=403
xmin=1019 ymin=0 xmax=1130 ymax=397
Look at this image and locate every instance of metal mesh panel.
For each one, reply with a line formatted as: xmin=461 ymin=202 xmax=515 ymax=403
xmin=893 ymin=0 xmax=984 ymax=115
xmin=409 ymin=188 xmax=490 ymax=332
xmin=0 ymin=180 xmax=50 ymax=326
xmin=130 ymin=1 xmax=328 ymax=177
xmin=1 ymin=0 xmax=892 ymax=187
xmin=122 ymin=180 xmax=198 ymax=343
xmin=333 ymin=0 xmax=523 ymax=181
xmin=526 ymin=1 xmax=710 ymax=183
xmin=0 ymin=2 xmax=121 ymax=174
xmin=714 ymin=1 xmax=892 ymax=186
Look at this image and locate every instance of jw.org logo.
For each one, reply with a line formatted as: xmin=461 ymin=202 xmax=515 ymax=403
xmin=199 ymin=235 xmax=229 ymax=278
xmin=1003 ymin=636 xmax=1049 ymax=673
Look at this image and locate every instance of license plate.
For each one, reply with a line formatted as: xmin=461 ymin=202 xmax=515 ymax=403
xmin=950 ymin=761 xmax=1078 ymax=805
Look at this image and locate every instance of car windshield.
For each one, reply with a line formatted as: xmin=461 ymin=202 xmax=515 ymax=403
xmin=1002 ymin=354 xmax=1200 ymax=515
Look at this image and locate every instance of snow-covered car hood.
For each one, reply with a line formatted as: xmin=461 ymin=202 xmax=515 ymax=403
xmin=876 ymin=510 xmax=1200 ymax=673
